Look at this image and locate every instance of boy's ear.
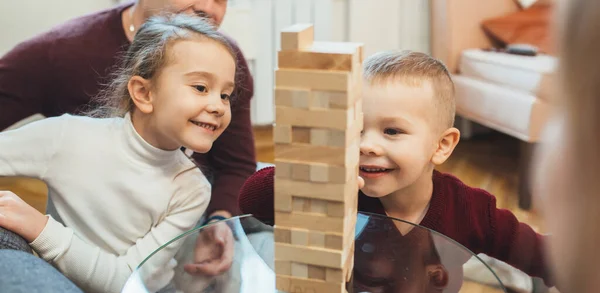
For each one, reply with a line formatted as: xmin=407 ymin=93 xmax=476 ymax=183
xmin=128 ymin=76 xmax=154 ymax=114
xmin=432 ymin=127 xmax=460 ymax=165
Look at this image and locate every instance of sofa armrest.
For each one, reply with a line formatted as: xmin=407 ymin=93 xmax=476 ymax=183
xmin=430 ymin=0 xmax=520 ymax=73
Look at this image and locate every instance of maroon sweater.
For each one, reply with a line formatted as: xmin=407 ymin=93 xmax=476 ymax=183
xmin=0 ymin=4 xmax=256 ymax=216
xmin=238 ymin=167 xmax=555 ymax=287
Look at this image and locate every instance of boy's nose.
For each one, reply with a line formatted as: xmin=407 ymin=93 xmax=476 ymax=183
xmin=360 ymin=136 xmax=384 ymax=156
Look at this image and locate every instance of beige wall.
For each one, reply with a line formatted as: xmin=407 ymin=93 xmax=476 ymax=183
xmin=0 ymin=0 xmax=117 ymax=56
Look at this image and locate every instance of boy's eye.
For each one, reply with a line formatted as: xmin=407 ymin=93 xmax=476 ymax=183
xmin=384 ymin=128 xmax=403 ymax=135
xmin=221 ymin=94 xmax=230 ymax=100
xmin=194 ymin=85 xmax=207 ymax=93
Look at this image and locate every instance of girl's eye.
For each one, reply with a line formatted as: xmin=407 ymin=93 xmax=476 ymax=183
xmin=194 ymin=85 xmax=207 ymax=93
xmin=384 ymin=128 xmax=403 ymax=135
xmin=221 ymin=94 xmax=230 ymax=100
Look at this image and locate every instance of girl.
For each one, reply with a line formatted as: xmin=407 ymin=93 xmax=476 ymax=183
xmin=0 ymin=13 xmax=236 ymax=293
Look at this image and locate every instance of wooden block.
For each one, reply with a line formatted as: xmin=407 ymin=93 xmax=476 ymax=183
xmin=310 ymin=164 xmax=329 ymax=182
xmin=325 ymin=234 xmax=343 ymax=250
xmin=293 ymin=95 xmax=309 ymax=109
xmin=309 ymin=128 xmax=329 ymax=146
xmin=277 ymin=50 xmax=354 ymax=72
xmin=308 ymin=41 xmax=363 ymax=56
xmin=275 ymin=69 xmax=351 ymax=92
xmin=327 ymin=202 xmax=345 ymax=218
xmin=275 ymin=161 xmax=292 ymax=179
xmin=311 ymin=91 xmax=352 ymax=110
xmin=274 ymin=177 xmax=357 ymax=202
xmin=327 ymin=165 xmax=353 ymax=183
xmin=275 ymin=88 xmax=309 ymax=108
xmin=274 ymin=190 xmax=291 ymax=212
xmin=274 ymin=226 xmax=291 ymax=244
xmin=326 ymin=268 xmax=344 ymax=283
xmin=276 ymin=161 xmax=359 ymax=184
xmin=291 ymin=163 xmax=310 ymax=181
xmin=328 ymin=130 xmax=346 ymax=148
xmin=273 ymin=124 xmax=292 ymax=144
xmin=275 ymin=260 xmax=291 ymax=276
xmin=275 ymin=105 xmax=350 ymax=130
xmin=309 ymin=92 xmax=331 ymax=109
xmin=280 ymin=23 xmax=314 ymax=50
xmin=354 ymin=97 xmax=363 ymax=121
xmin=309 ymin=199 xmax=327 ymax=214
xmin=302 ymin=198 xmax=312 ymax=212
xmin=275 ymin=242 xmax=344 ymax=268
xmin=292 ymin=196 xmax=306 ymax=212
xmin=277 ymin=112 xmax=362 ymax=148
xmin=278 ymin=41 xmax=362 ymax=71
xmin=291 ymin=262 xmax=308 ymax=278
xmin=291 ymin=228 xmax=309 ymax=245
xmin=343 ymin=242 xmax=355 ymax=282
xmin=290 ymin=127 xmax=360 ymax=149
xmin=275 ymin=212 xmax=345 ymax=234
xmin=309 ymin=231 xmax=325 ymax=248
xmin=292 ymin=127 xmax=311 ymax=143
xmin=276 ymin=275 xmax=344 ymax=293
xmin=308 ymin=265 xmax=327 ymax=280
xmin=275 ymin=139 xmax=360 ymax=166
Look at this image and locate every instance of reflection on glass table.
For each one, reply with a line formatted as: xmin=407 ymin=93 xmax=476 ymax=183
xmin=122 ymin=213 xmax=506 ymax=293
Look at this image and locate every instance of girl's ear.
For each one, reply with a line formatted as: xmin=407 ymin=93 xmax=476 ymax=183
xmin=431 ymin=127 xmax=460 ymax=165
xmin=128 ymin=76 xmax=154 ymax=114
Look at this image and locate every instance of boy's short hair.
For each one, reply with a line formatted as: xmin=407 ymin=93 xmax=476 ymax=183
xmin=363 ymin=50 xmax=456 ymax=129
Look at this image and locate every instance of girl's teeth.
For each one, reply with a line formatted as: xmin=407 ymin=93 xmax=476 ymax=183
xmin=361 ymin=167 xmax=388 ymax=172
xmin=192 ymin=121 xmax=216 ymax=131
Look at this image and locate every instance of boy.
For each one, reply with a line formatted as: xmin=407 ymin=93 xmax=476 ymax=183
xmin=239 ymin=51 xmax=555 ymax=289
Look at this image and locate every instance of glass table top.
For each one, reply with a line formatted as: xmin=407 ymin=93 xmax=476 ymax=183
xmin=122 ymin=212 xmax=506 ymax=293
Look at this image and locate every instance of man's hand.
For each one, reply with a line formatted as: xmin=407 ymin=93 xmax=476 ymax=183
xmin=0 ymin=191 xmax=48 ymax=243
xmin=184 ymin=212 xmax=235 ymax=276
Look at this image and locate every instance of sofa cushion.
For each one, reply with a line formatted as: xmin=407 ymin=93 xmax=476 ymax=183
xmin=481 ymin=3 xmax=554 ymax=54
xmin=458 ymin=49 xmax=557 ymax=97
xmin=453 ymin=75 xmax=551 ymax=142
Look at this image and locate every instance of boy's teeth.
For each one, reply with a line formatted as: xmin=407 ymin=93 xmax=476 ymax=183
xmin=361 ymin=167 xmax=388 ymax=172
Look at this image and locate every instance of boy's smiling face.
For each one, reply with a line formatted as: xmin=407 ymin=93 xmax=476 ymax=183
xmin=359 ymin=79 xmax=442 ymax=198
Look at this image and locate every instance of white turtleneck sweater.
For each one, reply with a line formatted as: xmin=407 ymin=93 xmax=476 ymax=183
xmin=0 ymin=113 xmax=211 ymax=293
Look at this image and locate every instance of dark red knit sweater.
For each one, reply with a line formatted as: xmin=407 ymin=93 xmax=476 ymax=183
xmin=0 ymin=3 xmax=256 ymax=216
xmin=239 ymin=166 xmax=555 ymax=287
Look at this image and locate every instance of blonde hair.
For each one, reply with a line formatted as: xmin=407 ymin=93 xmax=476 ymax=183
xmin=554 ymin=0 xmax=600 ymax=291
xmin=86 ymin=13 xmax=235 ymax=118
xmin=362 ymin=50 xmax=456 ymax=129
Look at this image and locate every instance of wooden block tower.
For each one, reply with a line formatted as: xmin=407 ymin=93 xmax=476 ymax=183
xmin=273 ymin=23 xmax=364 ymax=293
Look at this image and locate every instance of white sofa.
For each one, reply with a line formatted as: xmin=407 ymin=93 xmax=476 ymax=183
xmin=430 ymin=0 xmax=557 ymax=210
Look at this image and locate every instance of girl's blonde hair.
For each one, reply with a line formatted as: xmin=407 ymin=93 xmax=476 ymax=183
xmin=554 ymin=0 xmax=600 ymax=291
xmin=86 ymin=13 xmax=236 ymax=118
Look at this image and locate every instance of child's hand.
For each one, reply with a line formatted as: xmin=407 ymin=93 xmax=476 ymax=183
xmin=184 ymin=221 xmax=234 ymax=276
xmin=358 ymin=175 xmax=365 ymax=189
xmin=0 ymin=191 xmax=48 ymax=243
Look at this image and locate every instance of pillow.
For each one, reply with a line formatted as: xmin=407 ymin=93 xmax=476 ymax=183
xmin=481 ymin=3 xmax=554 ymax=54
xmin=515 ymin=0 xmax=538 ymax=9
xmin=515 ymin=0 xmax=552 ymax=9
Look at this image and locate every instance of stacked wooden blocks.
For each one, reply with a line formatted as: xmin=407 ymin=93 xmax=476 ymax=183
xmin=273 ymin=23 xmax=364 ymax=293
